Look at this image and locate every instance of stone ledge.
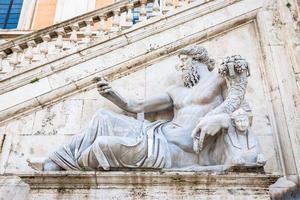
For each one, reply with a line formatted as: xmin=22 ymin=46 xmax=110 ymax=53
xmin=12 ymin=171 xmax=280 ymax=189
xmin=0 ymin=172 xmax=281 ymax=199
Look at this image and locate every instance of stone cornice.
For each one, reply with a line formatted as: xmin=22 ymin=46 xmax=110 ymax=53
xmin=14 ymin=171 xmax=279 ymax=189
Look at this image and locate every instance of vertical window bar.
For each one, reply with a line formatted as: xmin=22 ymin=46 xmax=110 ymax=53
xmin=3 ymin=0 xmax=14 ymax=29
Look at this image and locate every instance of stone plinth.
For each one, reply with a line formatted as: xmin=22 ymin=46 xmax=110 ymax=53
xmin=10 ymin=171 xmax=280 ymax=199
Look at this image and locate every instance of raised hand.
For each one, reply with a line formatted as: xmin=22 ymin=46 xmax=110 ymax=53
xmin=93 ymin=77 xmax=112 ymax=96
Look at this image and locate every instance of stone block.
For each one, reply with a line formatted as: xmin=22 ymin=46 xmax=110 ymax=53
xmin=0 ymin=77 xmax=51 ymax=111
xmin=4 ymin=135 xmax=72 ymax=173
xmin=31 ymin=100 xmax=83 ymax=135
xmin=17 ymin=171 xmax=279 ymax=200
xmin=0 ymin=176 xmax=29 ymax=200
xmin=257 ymin=135 xmax=281 ymax=174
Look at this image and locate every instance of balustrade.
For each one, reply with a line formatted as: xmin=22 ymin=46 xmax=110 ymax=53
xmin=0 ymin=0 xmax=210 ymax=78
xmin=55 ymin=28 xmax=65 ymax=53
xmin=121 ymin=3 xmax=134 ymax=29
xmin=40 ymin=35 xmax=51 ymax=59
xmin=111 ymin=9 xmax=121 ymax=32
xmin=96 ymin=15 xmax=107 ymax=39
xmin=0 ymin=52 xmax=7 ymax=74
xmin=24 ymin=41 xmax=36 ymax=65
xmin=9 ymin=46 xmax=22 ymax=70
xmin=70 ymin=24 xmax=79 ymax=51
xmin=139 ymin=0 xmax=148 ymax=22
xmin=152 ymin=0 xmax=161 ymax=16
xmin=84 ymin=20 xmax=94 ymax=45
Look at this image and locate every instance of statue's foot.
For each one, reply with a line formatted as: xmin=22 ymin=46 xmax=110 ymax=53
xmin=232 ymin=157 xmax=246 ymax=166
xmin=27 ymin=158 xmax=63 ymax=171
xmin=44 ymin=158 xmax=63 ymax=171
xmin=27 ymin=158 xmax=45 ymax=171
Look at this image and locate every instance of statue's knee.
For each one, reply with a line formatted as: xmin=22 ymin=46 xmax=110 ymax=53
xmin=95 ymin=136 xmax=108 ymax=146
xmin=95 ymin=108 xmax=114 ymax=117
xmin=94 ymin=136 xmax=116 ymax=148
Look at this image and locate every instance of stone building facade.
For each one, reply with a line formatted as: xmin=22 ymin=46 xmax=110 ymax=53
xmin=0 ymin=0 xmax=299 ymax=199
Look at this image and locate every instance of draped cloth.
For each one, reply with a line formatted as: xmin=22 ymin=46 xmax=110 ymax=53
xmin=49 ymin=109 xmax=172 ymax=170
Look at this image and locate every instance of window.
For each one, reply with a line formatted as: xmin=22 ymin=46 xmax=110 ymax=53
xmin=0 ymin=0 xmax=23 ymax=29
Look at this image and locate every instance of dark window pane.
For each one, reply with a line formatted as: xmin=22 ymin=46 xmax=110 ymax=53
xmin=8 ymin=13 xmax=19 ymax=17
xmin=0 ymin=9 xmax=8 ymax=14
xmin=0 ymin=0 xmax=11 ymax=4
xmin=8 ymin=18 xmax=18 ymax=23
xmin=5 ymin=23 xmax=18 ymax=28
xmin=0 ymin=8 xmax=7 ymax=13
xmin=0 ymin=5 xmax=9 ymax=10
xmin=10 ymin=10 xmax=20 ymax=15
xmin=11 ymin=4 xmax=22 ymax=9
xmin=1 ymin=0 xmax=23 ymax=29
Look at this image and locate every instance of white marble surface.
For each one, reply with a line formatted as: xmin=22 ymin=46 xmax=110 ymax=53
xmin=0 ymin=22 xmax=281 ymax=174
xmin=0 ymin=0 xmax=299 ymax=188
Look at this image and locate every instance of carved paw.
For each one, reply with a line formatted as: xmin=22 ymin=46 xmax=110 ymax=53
xmin=232 ymin=156 xmax=245 ymax=166
xmin=256 ymin=154 xmax=267 ymax=166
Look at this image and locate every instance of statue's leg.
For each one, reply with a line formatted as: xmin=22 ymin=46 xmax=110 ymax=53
xmin=168 ymin=143 xmax=199 ymax=168
xmin=27 ymin=157 xmax=63 ymax=171
xmin=48 ymin=109 xmax=144 ymax=170
xmin=78 ymin=135 xmax=146 ymax=170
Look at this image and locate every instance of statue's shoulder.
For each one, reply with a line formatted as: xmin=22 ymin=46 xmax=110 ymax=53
xmin=166 ymin=84 xmax=184 ymax=97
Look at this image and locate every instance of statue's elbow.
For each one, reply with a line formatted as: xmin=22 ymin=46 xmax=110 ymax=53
xmin=124 ymin=102 xmax=143 ymax=114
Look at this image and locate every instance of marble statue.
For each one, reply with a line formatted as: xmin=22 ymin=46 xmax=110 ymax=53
xmin=224 ymin=108 xmax=267 ymax=167
xmin=27 ymin=45 xmax=266 ymax=171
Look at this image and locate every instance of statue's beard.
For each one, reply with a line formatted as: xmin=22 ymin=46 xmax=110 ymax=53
xmin=182 ymin=64 xmax=200 ymax=88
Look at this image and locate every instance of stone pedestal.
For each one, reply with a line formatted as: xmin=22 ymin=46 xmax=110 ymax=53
xmin=6 ymin=171 xmax=280 ymax=200
xmin=0 ymin=176 xmax=30 ymax=200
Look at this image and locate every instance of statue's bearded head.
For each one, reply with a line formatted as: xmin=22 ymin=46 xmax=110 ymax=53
xmin=177 ymin=45 xmax=215 ymax=88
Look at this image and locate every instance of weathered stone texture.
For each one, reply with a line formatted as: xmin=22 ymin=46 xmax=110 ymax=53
xmin=18 ymin=172 xmax=278 ymax=200
xmin=0 ymin=21 xmax=280 ymax=174
xmin=0 ymin=0 xmax=300 ymax=198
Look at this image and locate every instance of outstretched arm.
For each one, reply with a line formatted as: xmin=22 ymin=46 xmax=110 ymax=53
xmin=96 ymin=78 xmax=173 ymax=113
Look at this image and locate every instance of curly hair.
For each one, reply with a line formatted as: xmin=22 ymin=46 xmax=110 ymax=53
xmin=183 ymin=60 xmax=200 ymax=88
xmin=179 ymin=45 xmax=215 ymax=71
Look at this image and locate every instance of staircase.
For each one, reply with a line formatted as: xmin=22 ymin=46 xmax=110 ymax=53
xmin=0 ymin=0 xmax=209 ymax=78
xmin=0 ymin=0 xmax=215 ymax=120
xmin=0 ymin=0 xmax=263 ymax=123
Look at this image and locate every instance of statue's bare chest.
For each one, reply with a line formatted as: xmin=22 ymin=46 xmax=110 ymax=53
xmin=170 ymin=79 xmax=222 ymax=109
